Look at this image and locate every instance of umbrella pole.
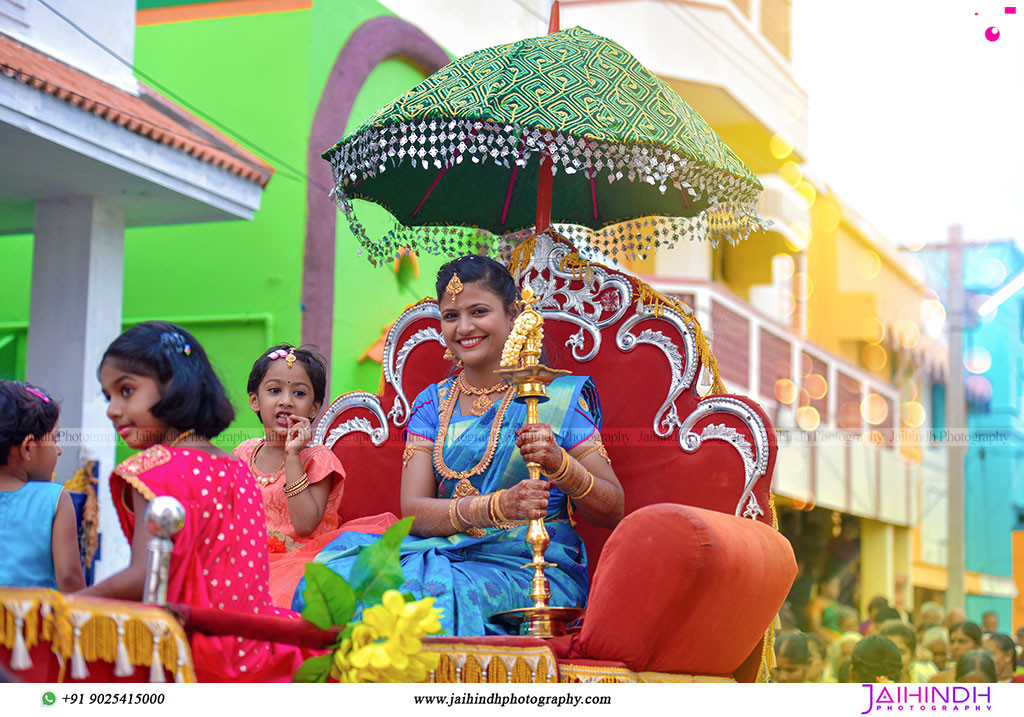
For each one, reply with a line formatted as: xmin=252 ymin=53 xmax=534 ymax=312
xmin=535 ymin=151 xmax=553 ymax=233
xmin=531 ymin=1 xmax=560 ymax=235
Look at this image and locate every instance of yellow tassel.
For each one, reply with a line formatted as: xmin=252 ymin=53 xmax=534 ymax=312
xmin=0 ymin=588 xmax=195 ymax=681
xmin=7 ymin=600 xmax=33 ymax=670
xmin=558 ymin=252 xmax=599 ymax=283
xmin=755 ymin=494 xmax=781 ymax=683
xmin=633 ymin=279 xmax=727 ymax=396
xmin=69 ymin=611 xmax=90 ymax=680
xmin=507 ymin=234 xmax=537 ymax=280
xmin=65 ymin=462 xmax=99 ymax=568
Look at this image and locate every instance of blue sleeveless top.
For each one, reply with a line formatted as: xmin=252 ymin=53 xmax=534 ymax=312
xmin=0 ymin=481 xmax=63 ymax=589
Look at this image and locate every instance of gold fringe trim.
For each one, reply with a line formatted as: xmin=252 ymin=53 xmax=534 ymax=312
xmin=64 ymin=462 xmax=99 ymax=569
xmin=755 ymin=491 xmax=780 ymax=684
xmin=559 ymin=663 xmax=736 ymax=683
xmin=422 ymin=642 xmax=558 ymax=683
xmin=506 ymin=233 xmax=537 ymax=280
xmin=558 ymin=252 xmax=599 ymax=284
xmin=631 ymin=276 xmax=726 ymax=396
xmin=0 ymin=587 xmax=196 ymax=682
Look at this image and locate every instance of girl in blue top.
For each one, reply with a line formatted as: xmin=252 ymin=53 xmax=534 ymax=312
xmin=0 ymin=381 xmax=85 ymax=592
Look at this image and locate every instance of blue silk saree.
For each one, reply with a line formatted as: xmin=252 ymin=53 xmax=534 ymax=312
xmin=293 ymin=374 xmax=601 ymax=636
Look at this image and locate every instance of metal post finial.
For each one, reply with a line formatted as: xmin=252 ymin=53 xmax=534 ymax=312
xmin=142 ymin=497 xmax=185 ymax=605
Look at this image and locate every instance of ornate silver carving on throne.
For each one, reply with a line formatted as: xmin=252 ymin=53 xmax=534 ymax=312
xmin=315 ymin=233 xmax=773 ymax=519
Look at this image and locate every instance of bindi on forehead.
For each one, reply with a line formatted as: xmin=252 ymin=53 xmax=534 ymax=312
xmin=440 ymin=284 xmax=501 ymax=310
xmin=263 ymin=376 xmax=311 ymax=389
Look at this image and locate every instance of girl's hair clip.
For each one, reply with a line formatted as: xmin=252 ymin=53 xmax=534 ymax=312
xmin=267 ymin=348 xmax=297 ymax=368
xmin=160 ymin=331 xmax=191 ymax=357
xmin=25 ymin=387 xmax=50 ymax=403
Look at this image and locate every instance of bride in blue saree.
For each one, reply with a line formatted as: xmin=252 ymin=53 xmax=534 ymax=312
xmin=295 ymin=256 xmax=624 ymax=635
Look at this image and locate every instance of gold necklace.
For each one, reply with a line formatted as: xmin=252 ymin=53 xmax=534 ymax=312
xmin=455 ymin=373 xmax=507 ymax=395
xmin=168 ymin=429 xmax=195 ymax=447
xmin=432 ymin=379 xmax=514 ymax=482
xmin=249 ymin=439 xmax=286 ymax=487
xmin=456 ymin=373 xmax=509 ymax=417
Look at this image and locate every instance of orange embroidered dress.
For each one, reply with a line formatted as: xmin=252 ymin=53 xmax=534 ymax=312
xmin=233 ymin=439 xmax=395 ymax=607
xmin=111 ymin=444 xmax=311 ymax=682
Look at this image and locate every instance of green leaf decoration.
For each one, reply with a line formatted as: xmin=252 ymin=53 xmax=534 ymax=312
xmin=293 ymin=654 xmax=333 ymax=683
xmin=347 ymin=516 xmax=413 ymax=605
xmin=300 ymin=562 xmax=356 ymax=630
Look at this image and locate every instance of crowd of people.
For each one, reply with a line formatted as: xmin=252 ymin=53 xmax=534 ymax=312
xmin=773 ymin=596 xmax=1024 ymax=684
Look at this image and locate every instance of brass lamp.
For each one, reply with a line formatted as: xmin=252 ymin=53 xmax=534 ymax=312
xmin=492 ymin=285 xmax=584 ymax=637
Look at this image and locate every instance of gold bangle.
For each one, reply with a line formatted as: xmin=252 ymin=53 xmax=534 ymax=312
xmin=487 ymin=492 xmax=499 ymax=526
xmin=283 ymin=473 xmax=309 ymax=497
xmin=448 ymin=496 xmax=461 ymax=533
xmin=543 ymin=448 xmax=570 ymax=481
xmin=492 ymin=489 xmax=510 ymax=523
xmin=573 ymin=472 xmax=596 ymax=500
xmin=551 ymin=456 xmax=589 ymax=497
xmin=471 ymin=495 xmax=490 ymax=528
xmin=454 ymin=496 xmax=470 ymax=528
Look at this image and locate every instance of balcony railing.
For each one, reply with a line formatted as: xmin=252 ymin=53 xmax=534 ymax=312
xmin=649 ymin=276 xmax=918 ymax=526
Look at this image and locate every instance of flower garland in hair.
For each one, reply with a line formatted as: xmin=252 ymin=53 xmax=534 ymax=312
xmin=292 ymin=518 xmax=443 ymax=684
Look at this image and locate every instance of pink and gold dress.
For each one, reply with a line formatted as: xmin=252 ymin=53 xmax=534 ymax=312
xmin=233 ymin=439 xmax=396 ymax=608
xmin=111 ymin=444 xmax=313 ymax=682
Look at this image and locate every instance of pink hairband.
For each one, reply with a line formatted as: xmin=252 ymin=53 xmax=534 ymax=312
xmin=26 ymin=387 xmax=50 ymax=403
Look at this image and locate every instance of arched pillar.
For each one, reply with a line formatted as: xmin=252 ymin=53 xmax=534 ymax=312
xmin=303 ymin=16 xmax=449 ymax=364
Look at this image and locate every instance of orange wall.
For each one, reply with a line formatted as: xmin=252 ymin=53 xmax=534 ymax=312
xmin=1014 ymin=531 xmax=1024 ymax=633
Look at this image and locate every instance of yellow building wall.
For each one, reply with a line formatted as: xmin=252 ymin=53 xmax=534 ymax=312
xmin=1014 ymin=531 xmax=1024 ymax=635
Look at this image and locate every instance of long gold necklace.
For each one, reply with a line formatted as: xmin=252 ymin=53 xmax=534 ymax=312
xmin=456 ymin=372 xmax=509 ymax=417
xmin=249 ymin=439 xmax=286 ymax=487
xmin=432 ymin=378 xmax=513 ymax=482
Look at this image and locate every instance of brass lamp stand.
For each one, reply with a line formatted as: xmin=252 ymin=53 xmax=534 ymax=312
xmin=492 ymin=286 xmax=584 ymax=637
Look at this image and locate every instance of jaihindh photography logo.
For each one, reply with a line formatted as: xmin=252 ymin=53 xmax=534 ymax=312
xmin=860 ymin=684 xmax=993 ymax=713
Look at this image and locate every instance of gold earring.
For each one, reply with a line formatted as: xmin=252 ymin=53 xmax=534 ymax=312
xmin=444 ymin=347 xmax=456 ymax=362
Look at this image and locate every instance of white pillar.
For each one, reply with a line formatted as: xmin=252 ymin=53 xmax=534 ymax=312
xmin=26 ymin=197 xmax=128 ymax=580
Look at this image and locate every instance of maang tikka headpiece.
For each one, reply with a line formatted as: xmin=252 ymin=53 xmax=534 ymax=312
xmin=446 ymin=272 xmax=464 ymax=299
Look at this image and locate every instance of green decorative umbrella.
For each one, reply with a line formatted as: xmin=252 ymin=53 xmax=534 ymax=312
xmin=325 ymin=25 xmax=768 ymax=265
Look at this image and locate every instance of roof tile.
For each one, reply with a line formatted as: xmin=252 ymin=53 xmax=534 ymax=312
xmin=0 ymin=33 xmax=274 ymax=188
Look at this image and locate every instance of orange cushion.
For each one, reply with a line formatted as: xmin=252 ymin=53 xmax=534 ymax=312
xmin=579 ymin=503 xmax=795 ymax=676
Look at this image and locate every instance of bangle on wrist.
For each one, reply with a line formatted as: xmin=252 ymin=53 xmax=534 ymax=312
xmin=283 ymin=472 xmax=309 ymax=498
xmin=543 ymin=448 xmax=570 ymax=481
xmin=448 ymin=496 xmax=462 ymax=533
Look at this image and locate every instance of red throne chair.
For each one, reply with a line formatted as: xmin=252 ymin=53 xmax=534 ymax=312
xmin=315 ymin=231 xmax=796 ymax=683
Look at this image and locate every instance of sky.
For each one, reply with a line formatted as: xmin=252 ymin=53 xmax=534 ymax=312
xmin=791 ymin=0 xmax=1024 ymax=248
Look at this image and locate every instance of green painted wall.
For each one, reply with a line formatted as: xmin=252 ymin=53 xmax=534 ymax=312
xmin=0 ymin=1 xmax=449 ymax=465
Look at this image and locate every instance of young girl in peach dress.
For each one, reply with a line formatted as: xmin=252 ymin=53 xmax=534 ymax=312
xmin=234 ymin=345 xmax=395 ymax=607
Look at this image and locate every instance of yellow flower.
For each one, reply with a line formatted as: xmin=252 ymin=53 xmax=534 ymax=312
xmin=330 ymin=591 xmax=443 ymax=683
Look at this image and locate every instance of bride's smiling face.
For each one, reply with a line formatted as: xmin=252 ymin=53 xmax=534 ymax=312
xmin=440 ymin=282 xmax=516 ymax=368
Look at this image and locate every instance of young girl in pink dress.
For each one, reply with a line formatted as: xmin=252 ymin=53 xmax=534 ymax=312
xmin=233 ymin=345 xmax=394 ymax=607
xmin=78 ymin=322 xmax=312 ymax=682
